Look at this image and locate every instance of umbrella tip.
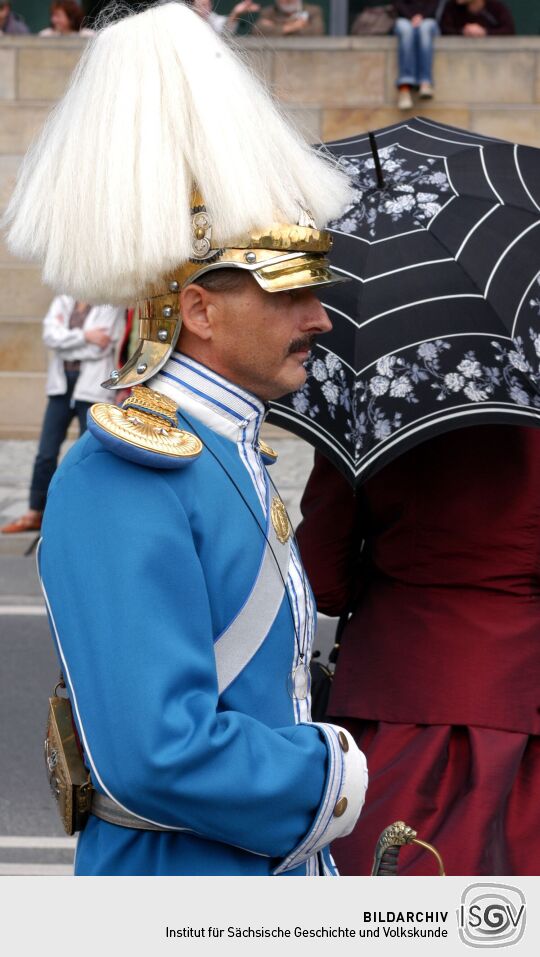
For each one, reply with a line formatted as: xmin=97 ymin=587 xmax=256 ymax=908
xmin=368 ymin=131 xmax=385 ymax=190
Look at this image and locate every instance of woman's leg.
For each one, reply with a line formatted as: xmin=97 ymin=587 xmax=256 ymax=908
xmin=29 ymin=374 xmax=78 ymax=511
xmin=416 ymin=18 xmax=439 ymax=87
xmin=394 ymin=18 xmax=417 ymax=88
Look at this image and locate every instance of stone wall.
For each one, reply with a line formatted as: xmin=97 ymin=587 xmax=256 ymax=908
xmin=2 ymin=34 xmax=540 ymax=437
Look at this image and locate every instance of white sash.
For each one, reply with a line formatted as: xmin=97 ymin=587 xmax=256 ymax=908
xmin=214 ymin=501 xmax=290 ymax=694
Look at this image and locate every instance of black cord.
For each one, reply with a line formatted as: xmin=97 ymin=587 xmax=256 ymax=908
xmin=179 ymin=410 xmax=309 ymax=668
xmin=266 ymin=470 xmax=311 ymax=664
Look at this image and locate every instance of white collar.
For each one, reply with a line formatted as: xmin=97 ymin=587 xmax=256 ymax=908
xmin=151 ymin=353 xmax=266 ymax=445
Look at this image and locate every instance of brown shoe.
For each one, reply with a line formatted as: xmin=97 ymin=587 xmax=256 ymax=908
xmin=1 ymin=512 xmax=42 ymax=534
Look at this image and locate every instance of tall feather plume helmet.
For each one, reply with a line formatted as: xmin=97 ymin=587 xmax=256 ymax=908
xmin=4 ymin=0 xmax=353 ymax=387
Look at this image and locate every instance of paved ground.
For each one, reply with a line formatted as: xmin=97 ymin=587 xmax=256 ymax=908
xmin=0 ymin=433 xmax=338 ymax=875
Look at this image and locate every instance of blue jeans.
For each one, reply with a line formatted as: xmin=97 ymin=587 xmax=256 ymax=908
xmin=29 ymin=371 xmax=90 ymax=511
xmin=394 ymin=17 xmax=439 ymax=87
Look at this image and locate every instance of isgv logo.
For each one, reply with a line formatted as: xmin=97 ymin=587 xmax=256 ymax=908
xmin=457 ymin=884 xmax=526 ymax=948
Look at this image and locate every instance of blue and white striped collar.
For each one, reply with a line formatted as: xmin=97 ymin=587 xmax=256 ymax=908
xmin=150 ymin=353 xmax=266 ymax=445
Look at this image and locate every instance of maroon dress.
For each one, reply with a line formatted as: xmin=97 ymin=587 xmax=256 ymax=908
xmin=297 ymin=425 xmax=540 ymax=875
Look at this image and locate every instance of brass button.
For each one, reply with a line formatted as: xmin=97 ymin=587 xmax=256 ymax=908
xmin=333 ymin=797 xmax=348 ymax=818
xmin=338 ymin=731 xmax=349 ymax=753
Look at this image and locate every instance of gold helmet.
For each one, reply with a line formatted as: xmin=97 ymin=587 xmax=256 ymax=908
xmin=5 ymin=3 xmax=352 ymax=391
xmin=104 ymin=201 xmax=346 ymax=389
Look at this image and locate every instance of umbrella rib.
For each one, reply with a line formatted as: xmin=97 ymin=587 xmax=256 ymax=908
xmin=480 ymin=148 xmax=503 ymax=205
xmin=511 ymin=270 xmax=540 ymax=339
xmin=405 ymin=124 xmax=498 ymax=151
xmin=514 ymin=145 xmax=540 ymax=213
xmin=316 ymin=339 xmax=357 ymax=374
xmin=484 ymin=220 xmax=540 ymax=299
xmin=356 ymin=294 xmax=484 ymax=332
xmin=413 ymin=116 xmax=500 ymax=145
xmin=331 ymin=258 xmax=455 ymax=286
xmin=329 ymin=225 xmax=425 ymax=245
xmin=455 ymin=205 xmax=499 ymax=260
xmin=270 ymin=406 xmax=355 ymax=467
xmin=320 ymin=301 xmax=360 ymax=331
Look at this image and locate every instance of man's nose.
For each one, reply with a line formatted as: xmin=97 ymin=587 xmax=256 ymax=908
xmin=300 ymin=293 xmax=333 ymax=333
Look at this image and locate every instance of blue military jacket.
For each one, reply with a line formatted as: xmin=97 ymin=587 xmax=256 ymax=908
xmin=39 ymin=355 xmax=367 ymax=875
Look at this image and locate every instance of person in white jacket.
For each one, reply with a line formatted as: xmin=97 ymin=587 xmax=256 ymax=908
xmin=2 ymin=295 xmax=125 ymax=533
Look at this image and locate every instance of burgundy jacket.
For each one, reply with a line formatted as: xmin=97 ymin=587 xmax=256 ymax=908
xmin=298 ymin=426 xmax=540 ymax=735
xmin=441 ymin=1 xmax=515 ymax=35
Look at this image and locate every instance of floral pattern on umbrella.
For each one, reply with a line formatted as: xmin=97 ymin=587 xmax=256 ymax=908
xmin=331 ymin=147 xmax=453 ymax=239
xmin=292 ymin=331 xmax=540 ymax=466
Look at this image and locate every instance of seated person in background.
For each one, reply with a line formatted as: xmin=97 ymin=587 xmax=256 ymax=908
xmin=254 ymin=0 xmax=324 ymax=36
xmin=188 ymin=0 xmax=260 ymax=34
xmin=0 ymin=2 xmax=30 ymax=33
xmin=441 ymin=0 xmax=515 ymax=36
xmin=393 ymin=2 xmax=442 ymax=111
xmin=39 ymin=0 xmax=94 ymax=35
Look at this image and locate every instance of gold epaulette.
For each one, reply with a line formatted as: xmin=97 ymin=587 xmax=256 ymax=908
xmin=88 ymin=386 xmax=203 ymax=468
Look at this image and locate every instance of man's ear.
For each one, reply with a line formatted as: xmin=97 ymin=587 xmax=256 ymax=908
xmin=179 ymin=283 xmax=214 ymax=341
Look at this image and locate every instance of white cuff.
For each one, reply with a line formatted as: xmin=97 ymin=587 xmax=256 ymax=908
xmin=273 ymin=723 xmax=368 ymax=875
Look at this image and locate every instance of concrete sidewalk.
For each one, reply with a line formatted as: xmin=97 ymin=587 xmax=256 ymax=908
xmin=0 ymin=427 xmax=316 ymax=556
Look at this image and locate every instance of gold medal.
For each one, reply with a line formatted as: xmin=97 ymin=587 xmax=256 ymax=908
xmin=270 ymin=496 xmax=291 ymax=544
xmin=258 ymin=439 xmax=278 ymax=462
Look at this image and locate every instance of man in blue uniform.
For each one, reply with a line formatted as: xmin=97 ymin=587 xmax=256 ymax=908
xmin=6 ymin=2 xmax=368 ymax=875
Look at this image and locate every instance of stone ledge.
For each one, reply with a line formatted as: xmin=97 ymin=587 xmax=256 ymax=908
xmin=0 ymin=36 xmax=90 ymax=48
xmin=3 ymin=34 xmax=540 ymax=52
xmin=17 ymin=47 xmax=82 ymax=101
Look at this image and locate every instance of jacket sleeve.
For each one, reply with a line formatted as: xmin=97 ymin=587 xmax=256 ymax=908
xmin=40 ymin=448 xmax=366 ymax=866
xmin=52 ymin=307 xmax=126 ymax=363
xmin=486 ymin=2 xmax=515 ymax=35
xmin=304 ymin=5 xmax=325 ymax=36
xmin=42 ymin=296 xmax=88 ymax=352
xmin=297 ymin=451 xmax=363 ymax=617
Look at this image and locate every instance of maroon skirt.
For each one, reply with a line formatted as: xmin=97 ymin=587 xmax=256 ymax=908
xmin=332 ymin=719 xmax=540 ymax=876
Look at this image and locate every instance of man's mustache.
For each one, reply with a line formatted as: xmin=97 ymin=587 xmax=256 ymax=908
xmin=287 ymin=335 xmax=316 ymax=356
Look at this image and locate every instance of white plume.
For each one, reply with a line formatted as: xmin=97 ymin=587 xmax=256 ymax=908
xmin=3 ymin=2 xmax=352 ymax=304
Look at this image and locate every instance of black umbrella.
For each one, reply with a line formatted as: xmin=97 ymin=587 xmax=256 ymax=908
xmin=268 ymin=117 xmax=540 ymax=486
